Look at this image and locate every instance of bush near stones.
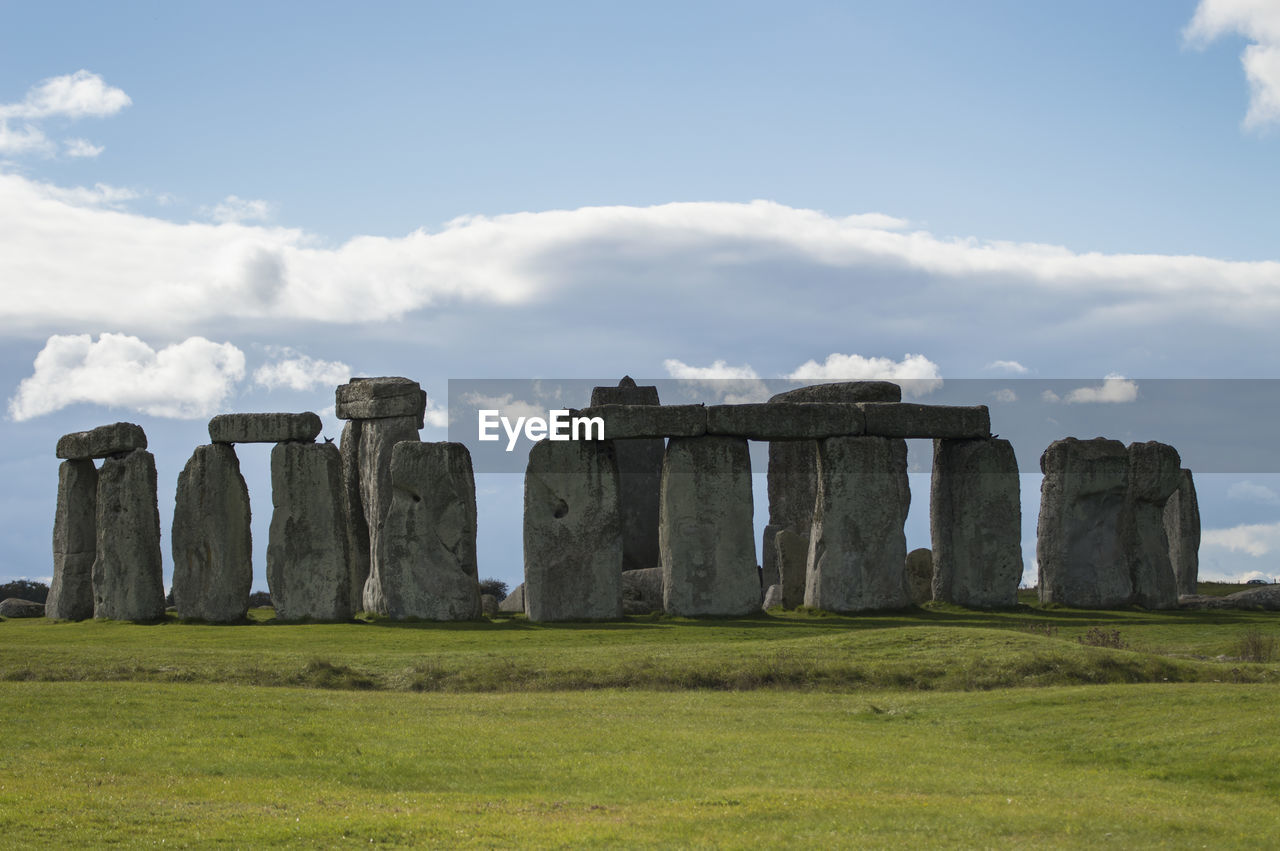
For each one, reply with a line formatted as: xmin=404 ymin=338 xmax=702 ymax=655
xmin=479 ymin=578 xmax=509 ymax=600
xmin=0 ymin=580 xmax=49 ymax=604
xmin=248 ymin=590 xmax=273 ymax=608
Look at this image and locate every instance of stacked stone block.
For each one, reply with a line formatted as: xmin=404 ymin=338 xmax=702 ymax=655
xmin=590 ymin=377 xmax=664 ymax=573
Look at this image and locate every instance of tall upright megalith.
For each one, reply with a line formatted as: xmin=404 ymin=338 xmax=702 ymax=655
xmin=267 ymin=441 xmax=353 ymax=620
xmin=48 ymin=459 xmax=98 ymax=620
xmin=930 ymin=437 xmax=1022 ymax=608
xmin=172 ymin=444 xmax=252 ymax=622
xmin=339 ymin=420 xmax=370 ymax=612
xmin=524 ymin=439 xmax=623 ymax=621
xmin=661 ymin=436 xmax=760 ymax=617
xmin=93 ymin=448 xmax=165 ymax=621
xmin=1124 ymin=441 xmax=1182 ymax=610
xmin=1164 ymin=468 xmax=1200 ymax=597
xmin=590 ymin=377 xmax=663 ymax=572
xmin=805 ymin=436 xmax=911 ymax=613
xmin=372 ymin=441 xmax=481 ymax=620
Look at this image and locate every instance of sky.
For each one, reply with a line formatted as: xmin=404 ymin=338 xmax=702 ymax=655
xmin=3 ymin=0 xmax=1280 ymax=593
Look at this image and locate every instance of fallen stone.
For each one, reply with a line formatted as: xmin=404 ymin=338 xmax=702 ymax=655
xmin=56 ymin=422 xmax=147 ymax=460
xmin=499 ymin=582 xmax=525 ymax=614
xmin=208 ymin=412 xmax=322 ymax=444
xmin=591 ymin=378 xmax=663 ymax=573
xmin=1180 ymin=586 xmax=1280 ymax=611
xmin=930 ymin=438 xmax=1022 ymax=608
xmin=572 ymin=404 xmax=707 ymax=439
xmin=1036 ymin=437 xmax=1131 ymax=608
xmin=660 ymin=436 xmax=760 ymax=617
xmin=1123 ymin=441 xmax=1182 ymax=610
xmin=370 ymin=441 xmax=481 ymax=620
xmin=339 ymin=420 xmax=371 ymax=612
xmin=705 ymin=403 xmax=864 ymax=440
xmin=47 ymin=459 xmax=97 ymax=620
xmin=622 ymin=567 xmax=664 ymax=615
xmin=904 ymin=548 xmax=933 ymax=605
xmin=762 ymin=584 xmax=784 ymax=610
xmin=524 ymin=439 xmax=623 ymax=621
xmin=267 ymin=442 xmax=354 ymax=620
xmin=805 ymin=436 xmax=911 ymax=613
xmin=336 ymin=377 xmax=426 ymax=425
xmin=774 ymin=527 xmax=809 ymax=609
xmin=1164 ymin=469 xmax=1201 ymax=598
xmin=171 ymin=444 xmax=252 ymax=622
xmin=859 ymin=404 xmax=991 ymax=439
xmin=481 ymin=594 xmax=499 ymax=617
xmin=769 ymin=381 xmax=902 ymax=404
xmin=93 ymin=449 xmax=165 ymax=621
xmin=0 ymin=598 xmax=45 ymax=618
xmin=357 ymin=415 xmax=421 ymax=613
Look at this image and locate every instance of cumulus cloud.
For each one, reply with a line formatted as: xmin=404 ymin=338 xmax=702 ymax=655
xmin=1186 ymin=0 xmax=1280 ymax=129
xmin=63 ymin=138 xmax=103 ymax=158
xmin=8 ymin=333 xmax=245 ymax=421
xmin=0 ymin=71 xmax=130 ymax=158
xmin=1227 ymin=480 xmax=1280 ymax=504
xmin=253 ymin=351 xmax=351 ymax=391
xmin=1042 ymin=374 xmax=1139 ymax=404
xmin=1202 ymin=520 xmax=1280 ymax=557
xmin=985 ymin=359 xmax=1029 ymax=374
xmin=662 ymin=358 xmax=770 ymax=403
xmin=787 ymin=353 xmax=942 ymax=397
xmin=991 ymin=388 xmax=1018 ymax=403
xmin=460 ymin=393 xmax=546 ymax=422
xmin=206 ymin=195 xmax=274 ymax=225
xmin=424 ymin=398 xmax=448 ymax=429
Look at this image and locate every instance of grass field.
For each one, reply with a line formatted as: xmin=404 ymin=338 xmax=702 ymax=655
xmin=2 ymin=597 xmax=1279 ymax=846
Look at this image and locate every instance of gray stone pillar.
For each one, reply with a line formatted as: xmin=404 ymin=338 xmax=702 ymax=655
xmin=48 ymin=459 xmax=97 ymax=620
xmin=524 ymin=439 xmax=623 ymax=621
xmin=93 ymin=449 xmax=165 ymax=621
xmin=172 ymin=444 xmax=252 ymax=622
xmin=1163 ymin=468 xmax=1200 ymax=598
xmin=904 ymin=548 xmax=933 ymax=605
xmin=660 ymin=435 xmax=759 ymax=616
xmin=371 ymin=441 xmax=481 ymax=620
xmin=267 ymin=442 xmax=353 ymax=620
xmin=930 ymin=437 xmax=1022 ymax=608
xmin=590 ymin=377 xmax=664 ymax=572
xmin=339 ymin=420 xmax=371 ymax=611
xmin=804 ymin=436 xmax=910 ymax=613
xmin=773 ymin=527 xmax=809 ymax=608
xmin=1036 ymin=438 xmax=1130 ymax=608
xmin=1124 ymin=441 xmax=1182 ymax=610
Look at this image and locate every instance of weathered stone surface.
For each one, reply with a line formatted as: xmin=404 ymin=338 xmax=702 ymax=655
xmin=370 ymin=441 xmax=481 ymax=620
xmin=762 ymin=584 xmax=784 ymax=610
xmin=56 ymin=422 xmax=146 ymax=460
xmin=805 ymin=436 xmax=911 ymax=613
xmin=524 ymin=439 xmax=623 ymax=621
xmin=336 ymin=377 xmax=426 ymax=425
xmin=660 ymin=436 xmax=760 ymax=617
xmin=208 ymin=412 xmax=322 ymax=444
xmin=499 ymin=582 xmax=525 ymax=613
xmin=769 ymin=381 xmax=902 ymax=404
xmin=905 ymin=548 xmax=933 ymax=605
xmin=481 ymin=594 xmax=499 ymax=617
xmin=761 ymin=523 xmax=783 ymax=589
xmin=0 ymin=598 xmax=44 ymax=618
xmin=357 ymin=416 xmax=421 ymax=613
xmin=267 ymin=442 xmax=353 ymax=620
xmin=774 ymin=527 xmax=809 ymax=609
xmin=622 ymin=567 xmax=664 ymax=615
xmin=1180 ymin=586 xmax=1280 ymax=611
xmin=591 ymin=378 xmax=663 ymax=573
xmin=706 ymin=403 xmax=864 ymax=440
xmin=572 ymin=404 xmax=707 ymax=439
xmin=171 ymin=444 xmax=252 ymax=622
xmin=859 ymin=404 xmax=991 ymax=439
xmin=47 ymin=459 xmax=97 ymax=620
xmin=1036 ymin=438 xmax=1131 ymax=608
xmin=339 ymin=421 xmax=371 ymax=612
xmin=1124 ymin=441 xmax=1182 ymax=610
xmin=1164 ymin=469 xmax=1201 ymax=598
xmin=930 ymin=438 xmax=1022 ymax=608
xmin=93 ymin=449 xmax=165 ymax=621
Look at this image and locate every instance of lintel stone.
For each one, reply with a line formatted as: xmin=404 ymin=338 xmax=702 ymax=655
xmin=208 ymin=412 xmax=322 ymax=444
xmin=56 ymin=422 xmax=147 ymax=460
xmin=859 ymin=403 xmax=991 ymax=439
xmin=336 ymin=377 xmax=426 ymax=425
xmin=706 ymin=403 xmax=864 ymax=439
xmin=572 ymin=404 xmax=707 ymax=439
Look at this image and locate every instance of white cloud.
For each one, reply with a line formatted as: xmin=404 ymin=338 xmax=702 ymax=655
xmin=64 ymin=138 xmax=104 ymax=158
xmin=0 ymin=71 xmax=129 ymax=159
xmin=662 ymin=359 xmax=770 ymax=403
xmin=991 ymin=388 xmax=1018 ymax=403
xmin=1227 ymin=480 xmax=1280 ymax=504
xmin=985 ymin=359 xmax=1029 ymax=374
xmin=787 ymin=353 xmax=942 ymax=398
xmin=460 ymin=393 xmax=545 ymax=422
xmin=206 ymin=195 xmax=274 ymax=225
xmin=253 ymin=351 xmax=351 ymax=391
xmin=663 ymin=358 xmax=760 ymax=381
xmin=424 ymin=398 xmax=448 ymax=429
xmin=0 ymin=122 xmax=51 ymax=156
xmin=7 ymin=333 xmax=246 ymax=421
xmin=1186 ymin=0 xmax=1280 ymax=129
xmin=1042 ymin=374 xmax=1139 ymax=404
xmin=1203 ymin=521 xmax=1280 ymax=557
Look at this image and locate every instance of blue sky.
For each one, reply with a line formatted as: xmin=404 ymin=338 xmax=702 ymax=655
xmin=3 ymin=0 xmax=1280 ymax=592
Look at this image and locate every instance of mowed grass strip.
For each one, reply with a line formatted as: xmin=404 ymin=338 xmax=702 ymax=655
xmin=2 ymin=607 xmax=1278 ymax=692
xmin=0 ymin=682 xmax=1277 ymax=847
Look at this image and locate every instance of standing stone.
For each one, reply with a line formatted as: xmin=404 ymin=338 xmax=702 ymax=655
xmin=340 ymin=420 xmax=371 ymax=611
xmin=774 ymin=528 xmax=809 ymax=609
xmin=904 ymin=548 xmax=933 ymax=605
xmin=499 ymin=582 xmax=526 ymax=614
xmin=371 ymin=441 xmax=481 ymax=620
xmin=931 ymin=438 xmax=1022 ymax=608
xmin=1036 ymin=438 xmax=1131 ymax=608
xmin=1164 ymin=469 xmax=1201 ymax=597
xmin=524 ymin=439 xmax=623 ymax=621
xmin=764 ymin=382 xmax=901 ymax=589
xmin=267 ymin=442 xmax=353 ymax=620
xmin=762 ymin=584 xmax=785 ymax=610
xmin=1124 ymin=441 xmax=1182 ymax=610
xmin=47 ymin=459 xmax=97 ymax=620
xmin=590 ymin=377 xmax=664 ymax=573
xmin=622 ymin=567 xmax=664 ymax=614
xmin=660 ymin=436 xmax=759 ymax=617
xmin=357 ymin=415 xmax=421 ymax=613
xmin=171 ymin=444 xmax=252 ymax=622
xmin=805 ymin=436 xmax=911 ymax=612
xmin=93 ymin=449 xmax=165 ymax=621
